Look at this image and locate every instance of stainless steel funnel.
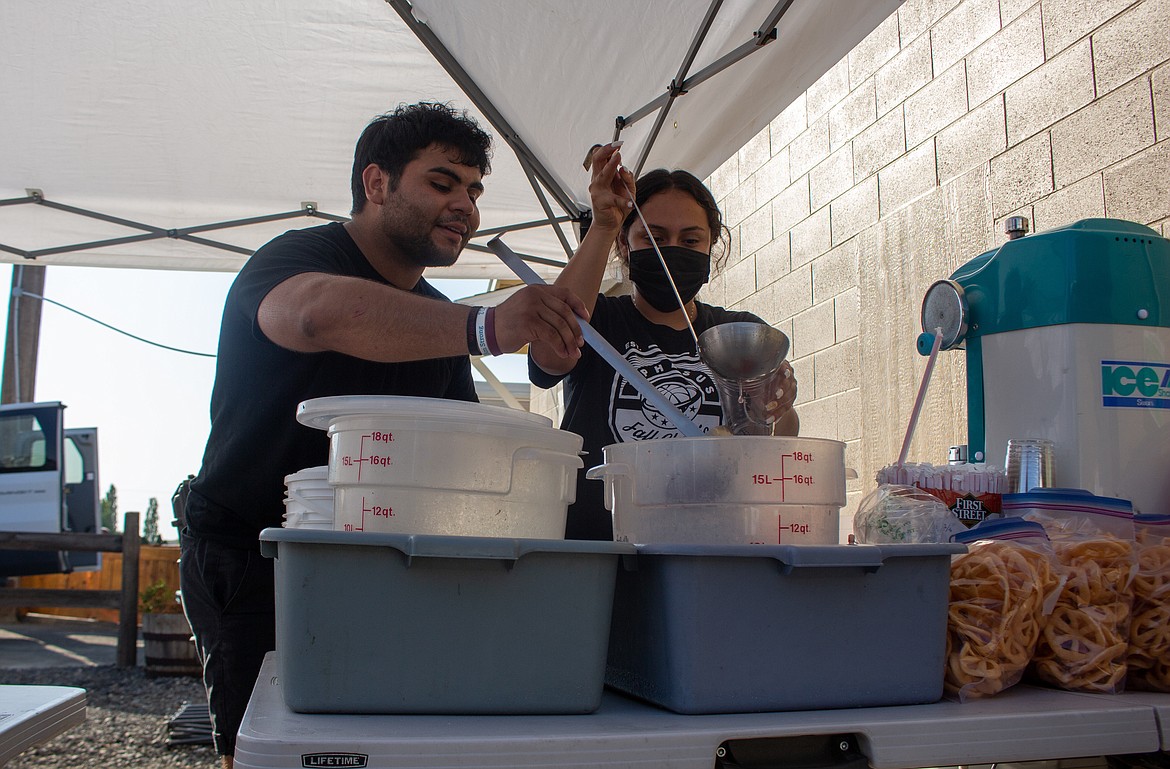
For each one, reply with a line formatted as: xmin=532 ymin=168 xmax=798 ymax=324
xmin=699 ymin=322 xmax=790 ymax=435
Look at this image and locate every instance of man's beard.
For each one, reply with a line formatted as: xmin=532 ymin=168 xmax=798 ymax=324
xmin=380 ymin=194 xmax=467 ymax=268
xmin=387 ymin=226 xmax=461 ymax=268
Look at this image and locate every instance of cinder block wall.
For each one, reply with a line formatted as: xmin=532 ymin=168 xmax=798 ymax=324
xmin=531 ymin=0 xmax=1170 ymax=541
xmin=699 ymin=0 xmax=1170 ymax=539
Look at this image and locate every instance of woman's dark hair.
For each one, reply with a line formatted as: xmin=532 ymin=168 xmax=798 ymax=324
xmin=350 ymin=102 xmax=493 ymax=214
xmin=619 ymin=168 xmax=732 ymax=273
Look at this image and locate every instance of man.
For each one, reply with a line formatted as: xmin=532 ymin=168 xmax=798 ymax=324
xmin=179 ymin=102 xmax=586 ymax=767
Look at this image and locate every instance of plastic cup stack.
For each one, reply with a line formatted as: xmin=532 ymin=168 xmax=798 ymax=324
xmin=1003 ymin=439 xmax=1055 ymax=494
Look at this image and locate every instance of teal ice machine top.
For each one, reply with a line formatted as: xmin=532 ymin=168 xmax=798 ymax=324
xmin=951 ymin=218 xmax=1170 ymax=337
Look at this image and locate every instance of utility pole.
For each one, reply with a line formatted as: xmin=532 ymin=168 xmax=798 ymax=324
xmin=2 ymin=264 xmax=46 ymax=405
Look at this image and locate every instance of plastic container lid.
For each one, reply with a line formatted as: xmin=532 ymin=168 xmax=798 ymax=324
xmin=284 ymin=466 xmax=328 ymax=484
xmin=953 ymin=517 xmax=1048 ymax=543
xmin=1001 ymin=487 xmax=1133 ymax=515
xmin=297 ymin=395 xmax=554 ymax=431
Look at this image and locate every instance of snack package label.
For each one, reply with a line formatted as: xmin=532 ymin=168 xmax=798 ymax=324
xmin=916 ymin=487 xmax=1002 ymax=528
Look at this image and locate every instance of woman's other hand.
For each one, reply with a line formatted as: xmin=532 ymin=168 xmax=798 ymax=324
xmin=766 ymin=361 xmax=800 ymax=436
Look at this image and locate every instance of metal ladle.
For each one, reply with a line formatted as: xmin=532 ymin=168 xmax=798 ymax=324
xmin=486 ymin=236 xmax=705 ymax=437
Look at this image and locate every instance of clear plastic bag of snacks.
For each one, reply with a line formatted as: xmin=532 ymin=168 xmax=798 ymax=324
xmin=853 ymin=484 xmax=965 ymax=544
xmin=1019 ymin=489 xmax=1136 ymax=694
xmin=1127 ymin=514 xmax=1170 ymax=692
xmin=945 ymin=518 xmax=1063 ymax=702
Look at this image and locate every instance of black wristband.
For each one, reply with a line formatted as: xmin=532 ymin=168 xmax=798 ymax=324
xmin=465 ymin=306 xmax=481 ymax=356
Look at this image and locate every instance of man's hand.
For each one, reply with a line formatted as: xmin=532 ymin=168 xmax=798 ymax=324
xmin=492 ymin=285 xmax=589 ymax=359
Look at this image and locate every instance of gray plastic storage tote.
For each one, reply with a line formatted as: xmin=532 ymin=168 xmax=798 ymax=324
xmin=260 ymin=528 xmax=634 ymax=714
xmin=605 ymin=542 xmax=964 ymax=714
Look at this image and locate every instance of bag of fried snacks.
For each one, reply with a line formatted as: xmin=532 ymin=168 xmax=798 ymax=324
xmin=1017 ymin=488 xmax=1137 ymax=694
xmin=945 ymin=518 xmax=1063 ymax=701
xmin=1127 ymin=514 xmax=1170 ymax=692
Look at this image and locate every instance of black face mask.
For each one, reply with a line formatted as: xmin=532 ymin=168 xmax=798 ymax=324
xmin=628 ymin=246 xmax=711 ymax=313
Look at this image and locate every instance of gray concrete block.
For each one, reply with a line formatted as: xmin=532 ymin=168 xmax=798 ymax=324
xmin=876 ymin=35 xmax=934 ymax=116
xmin=739 ymin=203 xmax=775 ymax=257
xmin=1155 ymin=63 xmax=1170 ymax=141
xmin=770 ymin=92 xmax=807 ymax=150
xmin=1051 ymin=76 xmax=1154 ymax=188
xmin=1042 ymin=0 xmax=1138 ymax=58
xmin=720 ymin=248 xmax=759 ymax=307
xmin=810 ymin=144 xmax=856 ymax=211
xmin=790 ymin=115 xmax=831 ymax=180
xmin=830 ymin=79 xmax=878 ymax=152
xmin=1103 ymin=139 xmax=1170 ymax=223
xmin=753 ymin=234 xmax=792 ymax=289
xmin=899 ymin=0 xmax=963 ymax=43
xmin=813 ymin=337 xmax=860 ymax=399
xmin=849 ymin=12 xmax=901 ymax=88
xmin=1000 ymin=0 xmax=1040 ymax=24
xmin=793 ymin=300 xmax=838 ymax=361
xmin=813 ymin=237 xmax=861 ymax=304
xmin=1032 ymin=173 xmax=1105 ymax=230
xmin=791 ymin=206 xmax=833 ymax=268
xmin=834 ymin=287 xmax=862 ymax=344
xmin=905 ymin=61 xmax=969 ymax=148
xmin=879 ymin=140 xmax=939 ymax=217
xmin=831 ymin=175 xmax=880 ymax=245
xmin=990 ymin=131 xmax=1053 ymax=217
xmin=754 ymin=262 xmax=813 ymax=326
xmin=771 ymin=175 xmax=812 ymax=235
xmin=854 ymin=105 xmax=908 ymax=180
xmin=807 ymin=60 xmax=851 ymax=123
xmin=930 ymin=0 xmax=1002 ymax=75
xmin=1093 ymin=0 xmax=1170 ymax=96
xmin=1005 ymin=38 xmax=1095 ymax=146
xmin=737 ymin=128 xmax=772 ymax=179
xmin=965 ymin=4 xmax=1044 ymax=107
xmin=753 ymin=148 xmax=790 ymax=202
xmin=938 ymin=95 xmax=1006 ymax=183
xmin=708 ymin=157 xmax=740 ymax=202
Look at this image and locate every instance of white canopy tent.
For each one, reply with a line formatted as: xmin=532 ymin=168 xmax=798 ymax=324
xmin=1 ymin=0 xmax=902 ymax=284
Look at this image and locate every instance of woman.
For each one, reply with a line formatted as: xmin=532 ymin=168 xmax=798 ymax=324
xmin=529 ymin=142 xmax=799 ymax=540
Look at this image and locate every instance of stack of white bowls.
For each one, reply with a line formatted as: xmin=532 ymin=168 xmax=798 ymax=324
xmin=282 ymin=466 xmax=334 ymax=530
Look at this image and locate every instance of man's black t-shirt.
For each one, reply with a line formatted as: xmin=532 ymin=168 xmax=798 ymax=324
xmin=186 ymin=222 xmax=476 ymax=548
xmin=529 ymin=294 xmax=764 ymax=541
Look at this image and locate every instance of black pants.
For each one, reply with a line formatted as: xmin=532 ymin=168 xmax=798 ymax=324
xmin=179 ymin=532 xmax=275 ymax=757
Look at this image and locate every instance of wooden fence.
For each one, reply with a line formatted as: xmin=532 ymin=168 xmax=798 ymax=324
xmin=0 ymin=512 xmax=140 ymax=667
xmin=14 ymin=542 xmax=183 ymax=624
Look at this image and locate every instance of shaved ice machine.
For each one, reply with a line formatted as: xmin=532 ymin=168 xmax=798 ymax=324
xmin=920 ymin=218 xmax=1170 ymax=514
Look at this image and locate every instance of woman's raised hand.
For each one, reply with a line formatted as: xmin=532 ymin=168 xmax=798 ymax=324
xmin=587 ymin=142 xmax=634 ymax=234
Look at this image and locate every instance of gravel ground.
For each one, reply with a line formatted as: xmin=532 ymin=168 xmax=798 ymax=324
xmin=0 ymin=665 xmax=218 ymax=768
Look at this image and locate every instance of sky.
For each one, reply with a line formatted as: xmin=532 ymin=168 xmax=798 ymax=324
xmin=0 ymin=263 xmax=528 ymax=543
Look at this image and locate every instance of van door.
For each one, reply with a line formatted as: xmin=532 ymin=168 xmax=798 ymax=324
xmin=0 ymin=401 xmax=68 ymax=577
xmin=63 ymin=427 xmax=100 ymax=571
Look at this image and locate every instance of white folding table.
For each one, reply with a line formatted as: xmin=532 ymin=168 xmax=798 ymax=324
xmin=0 ymin=685 xmax=86 ymax=767
xmin=235 ymin=654 xmax=1169 ymax=769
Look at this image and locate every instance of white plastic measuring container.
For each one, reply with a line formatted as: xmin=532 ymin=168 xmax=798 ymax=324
xmin=282 ymin=466 xmax=334 ymax=531
xmin=297 ymin=396 xmax=583 ymax=538
xmin=587 ymin=436 xmax=846 ymax=545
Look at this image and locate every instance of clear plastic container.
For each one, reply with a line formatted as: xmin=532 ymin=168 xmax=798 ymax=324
xmin=587 ymin=436 xmax=845 ymax=544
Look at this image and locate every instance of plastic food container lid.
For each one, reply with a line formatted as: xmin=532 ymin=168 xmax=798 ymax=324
xmin=296 ymin=395 xmax=554 ymax=431
xmin=284 ymin=466 xmax=328 ymax=484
